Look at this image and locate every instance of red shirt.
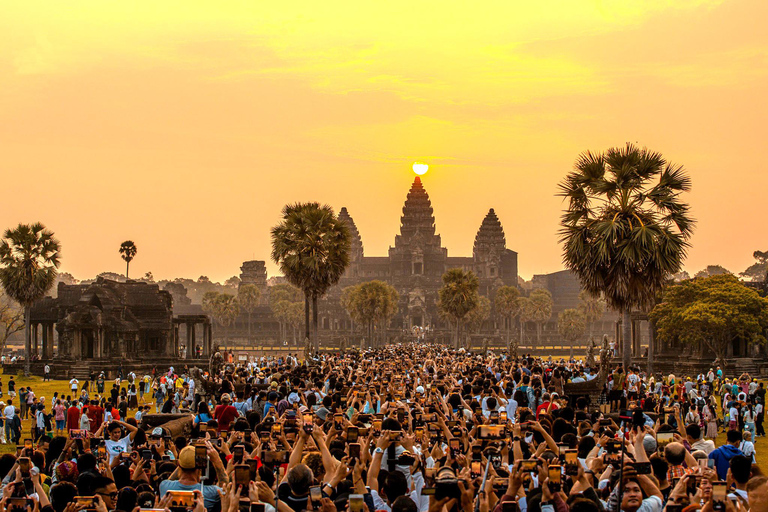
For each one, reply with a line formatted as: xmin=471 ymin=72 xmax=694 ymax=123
xmin=86 ymin=405 xmax=104 ymax=434
xmin=213 ymin=404 xmax=238 ymax=432
xmin=536 ymin=401 xmax=559 ymax=419
xmin=66 ymin=406 xmax=80 ymax=430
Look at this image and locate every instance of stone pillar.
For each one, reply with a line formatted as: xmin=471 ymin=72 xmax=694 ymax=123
xmin=49 ymin=324 xmax=55 ymax=358
xmin=188 ymin=322 xmax=196 ymax=360
xmin=33 ymin=323 xmax=39 ymax=358
xmin=173 ymin=323 xmax=180 ymax=358
xmin=41 ymin=323 xmax=48 ymax=360
xmin=204 ymin=323 xmax=212 ymax=357
xmin=185 ymin=322 xmax=192 ymax=359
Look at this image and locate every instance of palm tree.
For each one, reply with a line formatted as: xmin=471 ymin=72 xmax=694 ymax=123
xmin=0 ymin=223 xmax=61 ymax=376
xmin=214 ymin=293 xmax=240 ymax=347
xmin=495 ymin=286 xmax=521 ymax=355
xmin=438 ymin=268 xmax=479 ymax=349
xmin=237 ymin=284 xmax=260 ymax=345
xmin=271 ymin=203 xmax=351 ymax=353
xmin=557 ymin=308 xmax=587 ymax=359
xmin=119 ymin=241 xmax=137 ymax=279
xmin=525 ymin=289 xmax=553 ymax=344
xmin=558 ymin=143 xmax=694 ymax=369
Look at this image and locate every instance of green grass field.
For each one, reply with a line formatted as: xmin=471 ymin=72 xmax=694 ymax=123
xmin=0 ymin=369 xmax=765 ymax=470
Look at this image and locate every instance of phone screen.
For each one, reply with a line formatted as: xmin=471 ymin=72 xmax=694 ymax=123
xmin=471 ymin=461 xmax=482 ymax=477
xmin=548 ymin=465 xmax=562 ymax=484
xmin=349 ymin=494 xmax=364 ymax=512
xmin=271 ymin=424 xmax=282 ymax=438
xmin=195 ymin=445 xmax=207 ymax=469
xmin=347 ymin=427 xmax=359 ymax=443
xmin=565 ymin=451 xmax=578 ymax=464
xmin=309 ymin=485 xmax=322 ymax=504
xmin=712 ymin=482 xmax=726 ymax=502
xmin=234 ymin=465 xmax=250 ymax=489
xmin=349 ymin=443 xmax=361 ymax=459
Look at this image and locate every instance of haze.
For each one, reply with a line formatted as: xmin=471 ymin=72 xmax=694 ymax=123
xmin=1 ymin=1 xmax=766 ymax=282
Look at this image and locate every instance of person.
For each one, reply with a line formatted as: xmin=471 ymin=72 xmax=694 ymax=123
xmin=747 ymin=475 xmax=768 ymax=511
xmin=66 ymin=400 xmax=80 ymax=432
xmin=69 ymin=377 xmax=79 ymax=396
xmin=96 ymin=419 xmax=139 ymax=463
xmin=709 ymin=429 xmax=744 ymax=480
xmin=213 ymin=393 xmax=238 ymax=432
xmin=739 ymin=430 xmax=756 ymax=462
xmin=158 ymin=441 xmax=228 ymax=510
xmin=3 ymin=399 xmax=14 ymax=442
xmin=53 ymin=399 xmax=66 ymax=436
xmin=44 ymin=364 xmax=51 ymax=381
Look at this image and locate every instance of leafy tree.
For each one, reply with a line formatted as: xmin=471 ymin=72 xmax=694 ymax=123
xmin=558 ymin=308 xmax=587 ymax=359
xmin=438 ymin=269 xmax=479 ymax=349
xmin=0 ymin=223 xmax=61 ymax=376
xmin=465 ymin=295 xmax=491 ymax=345
xmin=651 ymin=274 xmax=768 ymax=368
xmin=558 ymin=143 xmax=694 ymax=369
xmin=237 ymin=284 xmax=261 ymax=344
xmin=225 ymin=276 xmax=241 ymax=289
xmin=578 ymin=290 xmax=606 ymax=336
xmin=213 ymin=293 xmax=240 ymax=346
xmin=141 ymin=271 xmax=154 ymax=282
xmin=271 ymin=202 xmax=351 ymax=353
xmin=119 ymin=241 xmax=137 ymax=279
xmin=269 ymin=284 xmax=302 ymax=345
xmin=0 ymin=291 xmax=24 ymax=357
xmin=523 ymin=288 xmax=553 ymax=344
xmin=741 ymin=250 xmax=768 ymax=282
xmin=672 ymin=271 xmax=691 ymax=283
xmin=495 ymin=286 xmax=522 ymax=354
xmin=342 ymin=280 xmax=399 ymax=347
xmin=694 ymin=265 xmax=730 ymax=279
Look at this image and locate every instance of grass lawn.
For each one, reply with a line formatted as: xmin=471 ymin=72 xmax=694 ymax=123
xmin=0 ymin=368 xmax=149 ymax=454
xmin=0 ymin=369 xmax=766 ymax=472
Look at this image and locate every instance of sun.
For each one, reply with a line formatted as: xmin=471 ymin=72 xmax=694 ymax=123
xmin=412 ymin=162 xmax=429 ymax=175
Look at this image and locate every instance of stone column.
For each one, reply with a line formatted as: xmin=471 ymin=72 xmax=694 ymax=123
xmin=41 ymin=323 xmax=48 ymax=360
xmin=33 ymin=323 xmax=39 ymax=358
xmin=204 ymin=323 xmax=212 ymax=357
xmin=188 ymin=322 xmax=196 ymax=360
xmin=173 ymin=323 xmax=180 ymax=358
xmin=185 ymin=322 xmax=192 ymax=359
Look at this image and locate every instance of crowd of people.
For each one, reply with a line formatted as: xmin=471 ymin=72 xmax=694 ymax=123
xmin=0 ymin=344 xmax=765 ymax=512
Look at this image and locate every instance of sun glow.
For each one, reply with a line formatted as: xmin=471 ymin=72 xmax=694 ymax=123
xmin=412 ymin=162 xmax=429 ymax=175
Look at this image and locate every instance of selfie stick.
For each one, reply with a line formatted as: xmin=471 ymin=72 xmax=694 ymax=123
xmin=473 ymin=457 xmax=492 ymax=512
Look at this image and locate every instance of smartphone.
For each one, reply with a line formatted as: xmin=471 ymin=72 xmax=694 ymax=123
xmin=74 ymin=497 xmax=98 ymax=511
xmin=249 ymin=504 xmax=266 ymax=512
xmin=97 ymin=445 xmax=107 ymax=462
xmin=309 ymin=485 xmax=323 ymax=510
xmin=633 ymin=461 xmax=652 ymax=475
xmin=501 ymin=503 xmax=520 ymax=512
xmin=471 ymin=461 xmax=482 ymax=478
xmin=415 ymin=427 xmax=424 ymax=442
xmin=712 ymin=481 xmax=726 ymax=511
xmin=23 ymin=439 xmax=33 ymax=450
xmin=195 ymin=444 xmax=207 ymax=469
xmin=372 ymin=420 xmax=382 ymax=437
xmin=564 ymin=450 xmax=579 ymax=475
xmin=333 ymin=414 xmax=344 ymax=431
xmin=389 ymin=430 xmax=402 ymax=442
xmin=521 ymin=459 xmax=538 ymax=472
xmin=271 ymin=424 xmax=282 ymax=439
xmin=18 ymin=457 xmax=30 ymax=478
xmin=548 ymin=465 xmax=562 ymax=492
xmin=349 ymin=443 xmax=361 ymax=460
xmin=449 ymin=438 xmax=461 ymax=458
xmin=656 ymin=432 xmax=674 ymax=449
xmin=303 ymin=414 xmax=314 ymax=433
xmin=233 ymin=445 xmax=245 ymax=463
xmin=349 ymin=494 xmax=365 ymax=512
xmin=166 ymin=490 xmax=196 ymax=510
xmin=500 ymin=411 xmax=508 ymax=422
xmin=234 ymin=464 xmax=250 ymax=490
xmin=259 ymin=431 xmax=270 ymax=442
xmin=347 ymin=426 xmax=359 ymax=443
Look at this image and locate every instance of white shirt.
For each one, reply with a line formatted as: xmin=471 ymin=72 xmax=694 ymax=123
xmin=105 ymin=435 xmax=132 ymax=463
xmin=4 ymin=405 xmax=14 ymax=421
xmin=70 ymin=379 xmax=78 ymax=390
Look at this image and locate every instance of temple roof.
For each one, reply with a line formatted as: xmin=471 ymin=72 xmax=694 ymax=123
xmin=397 ymin=176 xmax=440 ymax=247
xmin=473 ymin=208 xmax=507 ymax=257
xmin=338 ymin=207 xmax=364 ymax=261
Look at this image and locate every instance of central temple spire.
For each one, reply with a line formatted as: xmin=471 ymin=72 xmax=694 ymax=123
xmin=394 ymin=176 xmax=443 ymax=250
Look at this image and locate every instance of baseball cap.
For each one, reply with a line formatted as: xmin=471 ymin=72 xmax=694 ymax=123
xmin=178 ymin=446 xmax=197 ymax=470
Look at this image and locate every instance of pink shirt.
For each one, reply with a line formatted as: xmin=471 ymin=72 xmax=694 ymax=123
xmin=54 ymin=404 xmax=66 ymax=421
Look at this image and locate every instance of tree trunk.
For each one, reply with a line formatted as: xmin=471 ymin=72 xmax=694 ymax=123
xmin=126 ymin=261 xmax=130 ymax=279
xmin=304 ymin=292 xmax=310 ymax=345
xmin=648 ymin=318 xmax=656 ymax=375
xmin=24 ymin=305 xmax=31 ymax=377
xmin=622 ymin=309 xmax=632 ymax=370
xmin=312 ymin=295 xmax=319 ymax=354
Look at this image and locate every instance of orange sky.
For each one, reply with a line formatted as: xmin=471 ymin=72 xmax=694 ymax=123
xmin=1 ymin=1 xmax=766 ymax=283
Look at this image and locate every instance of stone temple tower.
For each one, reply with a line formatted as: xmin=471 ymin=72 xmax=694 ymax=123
xmin=338 ymin=206 xmax=364 ymax=278
xmin=389 ymin=176 xmax=447 ymax=279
